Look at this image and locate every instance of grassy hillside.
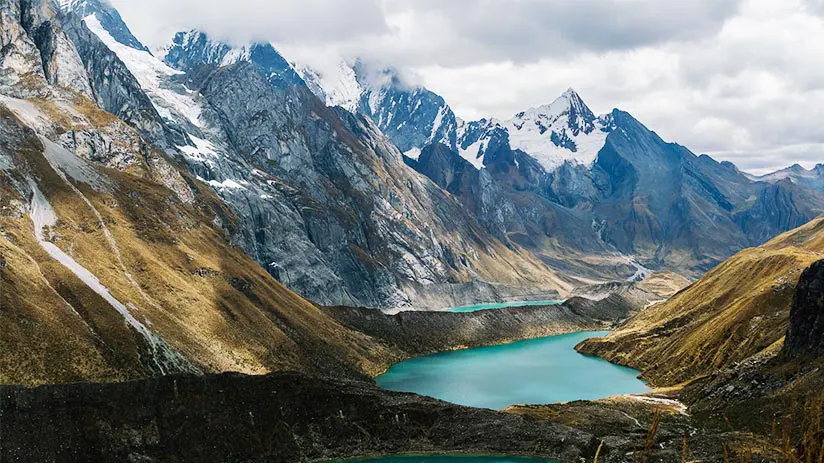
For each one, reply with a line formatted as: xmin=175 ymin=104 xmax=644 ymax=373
xmin=577 ymin=215 xmax=824 ymax=387
xmin=0 ymin=96 xmax=401 ymax=386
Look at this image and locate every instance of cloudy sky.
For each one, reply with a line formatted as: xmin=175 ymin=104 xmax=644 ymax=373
xmin=112 ymin=0 xmax=824 ymax=174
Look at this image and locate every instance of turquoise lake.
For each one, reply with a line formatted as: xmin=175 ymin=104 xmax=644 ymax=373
xmin=445 ymin=301 xmax=561 ymax=313
xmin=376 ymin=330 xmax=649 ymax=410
xmin=331 ymin=457 xmax=554 ymax=463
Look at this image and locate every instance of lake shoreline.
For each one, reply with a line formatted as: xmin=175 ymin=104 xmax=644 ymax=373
xmin=375 ymin=330 xmax=650 ymax=410
xmin=443 ymin=300 xmax=563 ymax=313
xmin=324 ymin=294 xmax=644 ymax=379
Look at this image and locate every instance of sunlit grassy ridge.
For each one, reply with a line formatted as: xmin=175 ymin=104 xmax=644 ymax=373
xmin=0 ymin=95 xmax=402 ymax=386
xmin=578 ymin=215 xmax=824 ymax=387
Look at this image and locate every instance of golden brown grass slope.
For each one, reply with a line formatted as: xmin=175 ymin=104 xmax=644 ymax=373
xmin=577 ymin=215 xmax=824 ymax=387
xmin=0 ymin=97 xmax=401 ymax=386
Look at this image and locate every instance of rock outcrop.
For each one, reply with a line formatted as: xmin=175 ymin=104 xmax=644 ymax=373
xmin=784 ymin=259 xmax=824 ymax=358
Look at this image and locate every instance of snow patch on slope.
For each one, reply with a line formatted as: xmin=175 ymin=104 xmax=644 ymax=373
xmin=626 ymin=256 xmax=653 ymax=282
xmin=404 ymin=147 xmax=421 ymax=161
xmin=84 ymin=14 xmax=204 ymax=128
xmin=757 ymin=165 xmax=818 ymax=182
xmin=197 ymin=176 xmax=247 ymax=191
xmin=178 ymin=135 xmax=219 ymax=163
xmin=506 ymin=120 xmax=609 ymax=171
xmin=459 ymin=139 xmax=488 ymax=170
xmin=57 ymin=0 xmax=77 ymax=9
xmin=27 ymin=179 xmax=182 ymax=373
xmin=303 ymin=60 xmax=363 ymax=111
xmin=429 ymin=104 xmax=448 ymax=141
xmin=220 ymin=46 xmax=252 ymax=66
xmin=0 ymin=96 xmax=54 ymax=132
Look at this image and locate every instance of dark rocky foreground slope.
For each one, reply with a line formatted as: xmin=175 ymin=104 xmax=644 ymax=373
xmin=0 ymin=372 xmax=598 ymax=463
xmin=574 ymin=221 xmax=824 ymax=461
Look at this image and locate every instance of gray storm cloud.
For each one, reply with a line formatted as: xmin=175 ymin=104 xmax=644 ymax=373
xmin=381 ymin=0 xmax=741 ymax=63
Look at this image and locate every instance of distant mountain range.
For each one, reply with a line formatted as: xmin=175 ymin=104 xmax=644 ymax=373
xmin=298 ymin=59 xmax=824 ymax=279
xmin=747 ymin=163 xmax=824 ymax=192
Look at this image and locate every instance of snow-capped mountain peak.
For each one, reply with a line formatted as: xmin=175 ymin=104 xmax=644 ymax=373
xmin=448 ymin=89 xmax=614 ymax=172
xmin=510 ymin=88 xmax=598 ymax=140
xmin=753 ymin=163 xmax=824 ymax=192
xmin=58 ymin=0 xmax=149 ymax=52
xmin=295 ymin=59 xmax=612 ymax=172
xmin=161 ymin=30 xmax=304 ymax=88
xmin=517 ymin=88 xmax=593 ymax=124
xmin=159 ymin=29 xmax=232 ymax=70
xmin=490 ymin=89 xmax=612 ymax=171
xmin=295 ymin=60 xmax=363 ymax=112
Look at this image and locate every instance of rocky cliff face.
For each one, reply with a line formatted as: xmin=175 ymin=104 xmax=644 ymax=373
xmin=57 ymin=0 xmax=148 ymax=51
xmin=734 ymin=179 xmax=822 ymax=244
xmin=409 ymin=142 xmax=636 ymax=282
xmin=784 ymin=259 xmax=824 ymax=358
xmin=0 ymin=0 xmax=89 ymax=97
xmin=196 ymin=58 xmax=569 ymax=307
xmin=356 ymin=62 xmax=460 ymax=155
xmin=299 ymin=60 xmax=460 ymax=156
xmin=0 ymin=0 xmax=415 ymax=386
xmin=42 ymin=12 xmax=571 ymax=310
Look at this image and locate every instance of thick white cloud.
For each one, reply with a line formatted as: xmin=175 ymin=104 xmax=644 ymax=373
xmin=109 ymin=0 xmax=388 ymax=46
xmin=112 ymin=0 xmax=824 ymax=174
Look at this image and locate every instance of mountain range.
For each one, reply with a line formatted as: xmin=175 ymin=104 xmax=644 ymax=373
xmin=748 ymin=162 xmax=824 ymax=192
xmin=3 ymin=0 xmax=823 ymax=317
xmin=300 ymin=58 xmax=824 ymax=280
